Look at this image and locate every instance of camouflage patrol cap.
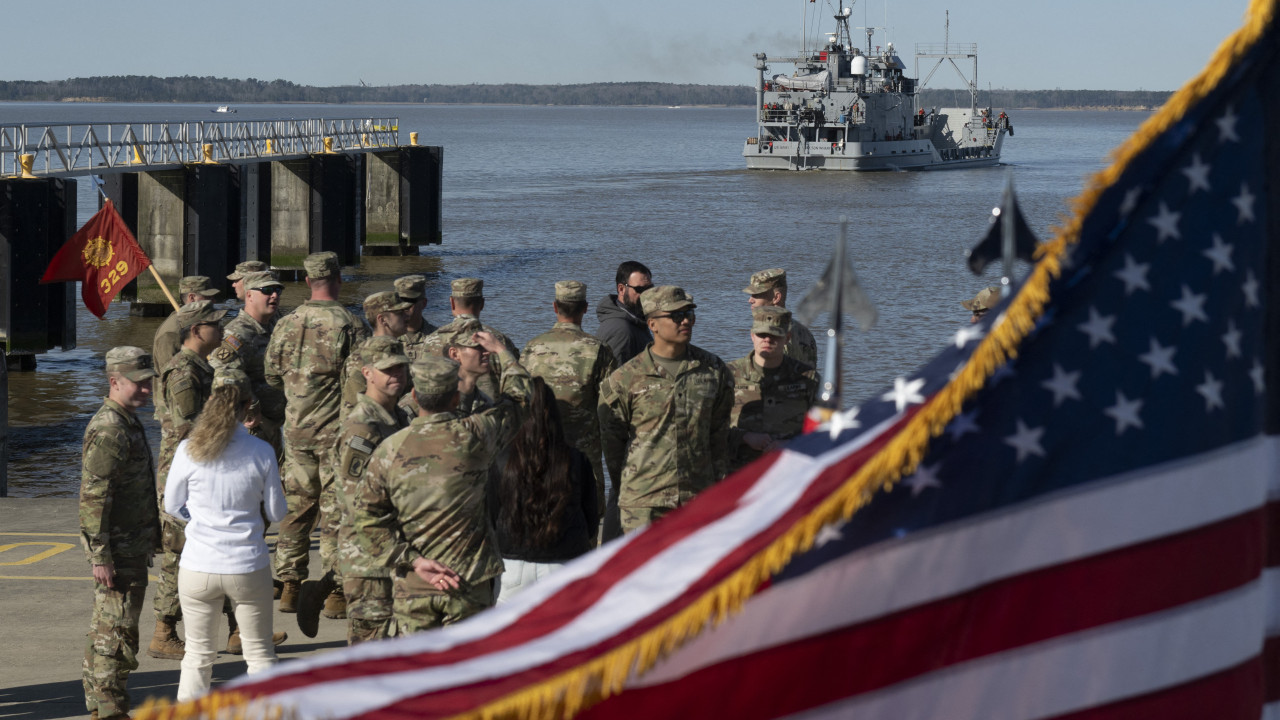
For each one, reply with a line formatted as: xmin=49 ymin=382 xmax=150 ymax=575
xmin=360 ymin=336 xmax=411 ymax=371
xmin=243 ymin=270 xmax=284 ymax=293
xmin=451 ymin=278 xmax=484 ymax=299
xmin=411 ymin=355 xmax=461 ymax=396
xmin=179 ymin=275 xmax=220 ymax=297
xmin=742 ymin=268 xmax=787 ymax=295
xmin=437 ymin=318 xmax=484 ymax=348
xmin=751 ymin=306 xmax=792 ymax=337
xmin=227 ymin=260 xmax=268 ymax=281
xmin=364 ymin=291 xmax=412 ymax=319
xmin=555 ymin=280 xmax=587 ymax=302
xmin=303 ymin=251 xmax=340 ymax=279
xmin=176 ymin=299 xmax=228 ymax=331
xmin=212 ymin=367 xmax=251 ymax=396
xmin=105 ymin=346 xmax=156 ymax=381
xmin=962 ymin=286 xmax=1003 ymax=313
xmin=394 ymin=274 xmax=428 ymax=300
xmin=640 ymin=285 xmax=696 ymax=317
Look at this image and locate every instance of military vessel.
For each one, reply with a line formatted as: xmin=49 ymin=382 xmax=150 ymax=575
xmin=744 ymin=6 xmax=1012 ymax=171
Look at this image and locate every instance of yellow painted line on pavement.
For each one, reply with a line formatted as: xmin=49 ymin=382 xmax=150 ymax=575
xmin=0 ymin=532 xmax=80 ymax=537
xmin=0 ymin=542 xmax=76 ymax=565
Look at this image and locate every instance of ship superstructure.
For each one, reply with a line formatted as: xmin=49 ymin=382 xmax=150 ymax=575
xmin=744 ymin=5 xmax=1011 ymax=171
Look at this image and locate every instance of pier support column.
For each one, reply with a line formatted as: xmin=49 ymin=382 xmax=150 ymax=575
xmin=401 ymin=146 xmax=443 ymax=247
xmin=134 ymin=170 xmax=186 ymax=311
xmin=185 ymin=164 xmax=239 ymax=290
xmin=310 ymin=153 xmax=361 ymax=267
xmin=0 ymin=178 xmax=77 ymax=355
xmin=241 ymin=163 xmax=272 ymax=265
xmin=1 ymin=346 xmax=6 ymax=497
xmin=269 ymin=160 xmax=313 ymax=272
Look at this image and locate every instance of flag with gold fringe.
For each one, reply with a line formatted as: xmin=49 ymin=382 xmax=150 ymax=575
xmin=139 ymin=0 xmax=1280 ymax=717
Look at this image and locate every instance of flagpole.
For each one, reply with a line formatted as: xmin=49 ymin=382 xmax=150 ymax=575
xmin=92 ymin=177 xmax=181 ymax=313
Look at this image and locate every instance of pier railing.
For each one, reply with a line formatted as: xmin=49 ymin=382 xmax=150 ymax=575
xmin=0 ymin=117 xmax=400 ymax=177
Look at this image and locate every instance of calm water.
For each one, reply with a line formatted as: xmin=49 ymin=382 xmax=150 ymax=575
xmin=1 ymin=103 xmax=1146 ymax=496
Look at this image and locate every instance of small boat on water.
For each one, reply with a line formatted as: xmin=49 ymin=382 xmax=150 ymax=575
xmin=744 ymin=4 xmax=1012 ymax=171
xmin=212 ymin=105 xmax=237 ymax=114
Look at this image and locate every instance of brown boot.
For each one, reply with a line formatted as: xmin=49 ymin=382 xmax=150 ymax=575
xmin=147 ymin=617 xmax=185 ymax=660
xmin=273 ymin=578 xmax=284 ymax=599
xmin=322 ymin=586 xmax=347 ymax=619
xmin=226 ymin=627 xmax=289 ymax=655
xmin=279 ymin=579 xmax=301 ymax=613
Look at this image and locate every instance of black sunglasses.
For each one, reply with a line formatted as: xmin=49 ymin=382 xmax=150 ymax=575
xmin=626 ymin=283 xmax=654 ymax=294
xmin=655 ymin=309 xmax=696 ymax=323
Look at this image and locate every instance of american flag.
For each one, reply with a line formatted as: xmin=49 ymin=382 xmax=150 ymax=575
xmin=140 ymin=2 xmax=1279 ymax=718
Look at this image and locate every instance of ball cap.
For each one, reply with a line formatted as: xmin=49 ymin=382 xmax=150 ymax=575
xmin=176 ymin=299 xmax=228 ymax=331
xmin=179 ymin=276 xmax=220 ymax=297
xmin=640 ymin=285 xmax=696 ymax=318
xmin=751 ymin=306 xmax=792 ymax=337
xmin=742 ymin=268 xmax=787 ymax=295
xmin=364 ymin=291 xmax=412 ymax=319
xmin=438 ymin=318 xmax=484 ymax=348
xmin=394 ymin=274 xmax=427 ymax=300
xmin=451 ymin=278 xmax=484 ymax=298
xmin=227 ymin=260 xmax=268 ymax=281
xmin=962 ymin=286 xmax=1003 ymax=313
xmin=105 ymin=346 xmax=157 ymax=381
xmin=303 ymin=251 xmax=340 ymax=279
xmin=243 ymin=271 xmax=284 ymax=293
xmin=212 ymin=367 xmax=251 ymax=395
xmin=360 ymin=336 xmax=411 ymax=371
xmin=411 ymin=355 xmax=461 ymax=396
xmin=555 ymin=280 xmax=587 ymax=302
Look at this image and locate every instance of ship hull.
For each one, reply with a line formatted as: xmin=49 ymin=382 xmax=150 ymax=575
xmin=743 ymin=139 xmax=1003 ymax=171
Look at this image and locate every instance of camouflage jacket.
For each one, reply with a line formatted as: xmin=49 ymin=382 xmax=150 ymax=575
xmin=350 ymin=353 xmax=531 ymax=591
xmin=599 ymin=344 xmax=735 ymax=509
xmin=211 ymin=311 xmax=285 ymax=422
xmin=263 ymin=300 xmax=368 ymax=450
xmin=422 ymin=314 xmax=520 ymax=399
xmin=522 ymin=321 xmax=617 ymax=463
xmin=151 ymin=311 xmax=182 ymax=414
xmin=727 ymin=353 xmax=820 ymax=471
xmin=79 ymin=398 xmax=160 ymax=565
xmin=335 ymin=394 xmax=411 ymax=578
xmin=787 ymin=319 xmax=819 ymax=369
xmin=400 ymin=323 xmax=439 ymax=363
xmin=157 ymin=348 xmax=214 ymax=493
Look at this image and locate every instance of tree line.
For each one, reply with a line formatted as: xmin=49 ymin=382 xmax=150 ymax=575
xmin=0 ymin=76 xmax=1171 ymax=109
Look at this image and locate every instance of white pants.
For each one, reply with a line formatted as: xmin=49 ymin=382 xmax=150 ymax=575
xmin=496 ymin=559 xmax=564 ymax=605
xmin=176 ymin=565 xmax=278 ymax=701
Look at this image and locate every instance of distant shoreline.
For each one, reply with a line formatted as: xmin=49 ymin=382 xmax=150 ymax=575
xmin=0 ymin=78 xmax=1173 ymax=111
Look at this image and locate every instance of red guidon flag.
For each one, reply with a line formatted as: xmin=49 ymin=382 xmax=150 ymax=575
xmin=40 ymin=199 xmax=151 ymax=318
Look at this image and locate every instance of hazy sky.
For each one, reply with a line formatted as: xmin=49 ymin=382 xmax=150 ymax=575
xmin=1 ymin=0 xmax=1255 ymax=91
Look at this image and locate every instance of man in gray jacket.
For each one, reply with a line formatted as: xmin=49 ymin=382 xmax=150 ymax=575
xmin=595 ymin=261 xmax=653 ymax=366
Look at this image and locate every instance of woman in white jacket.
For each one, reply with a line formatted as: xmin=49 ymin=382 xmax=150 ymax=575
xmin=164 ymin=369 xmax=287 ymax=701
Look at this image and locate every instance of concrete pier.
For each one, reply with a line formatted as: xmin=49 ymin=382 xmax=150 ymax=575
xmin=0 ymin=498 xmax=349 ymax=717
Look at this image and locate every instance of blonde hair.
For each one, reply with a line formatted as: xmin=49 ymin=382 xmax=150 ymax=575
xmin=185 ymin=385 xmax=246 ymax=463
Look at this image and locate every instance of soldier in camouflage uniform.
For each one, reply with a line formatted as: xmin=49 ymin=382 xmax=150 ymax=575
xmin=599 ymin=286 xmax=735 ymax=535
xmin=148 ymin=301 xmax=226 ymax=661
xmin=210 ymin=271 xmax=287 ymax=462
xmin=152 ymin=276 xmax=220 ymax=417
xmin=394 ymin=274 xmax=438 ymax=362
xmin=743 ymin=268 xmax=818 ymax=369
xmin=80 ymin=346 xmax=161 ymax=720
xmin=340 ymin=291 xmax=412 ymax=413
xmin=421 ymin=278 xmax=519 ymax=400
xmin=313 ymin=337 xmax=413 ymax=644
xmin=263 ymin=252 xmax=368 ymax=612
xmin=521 ymin=280 xmax=617 ymax=526
xmin=350 ymin=336 xmax=531 ymax=634
xmin=727 ymin=307 xmax=820 ymax=472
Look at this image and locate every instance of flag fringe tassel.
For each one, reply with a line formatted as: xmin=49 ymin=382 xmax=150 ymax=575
xmin=133 ymin=2 xmax=1277 ymax=719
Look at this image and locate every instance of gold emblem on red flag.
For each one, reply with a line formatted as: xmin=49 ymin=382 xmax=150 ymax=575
xmin=82 ymin=236 xmax=114 ymax=268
